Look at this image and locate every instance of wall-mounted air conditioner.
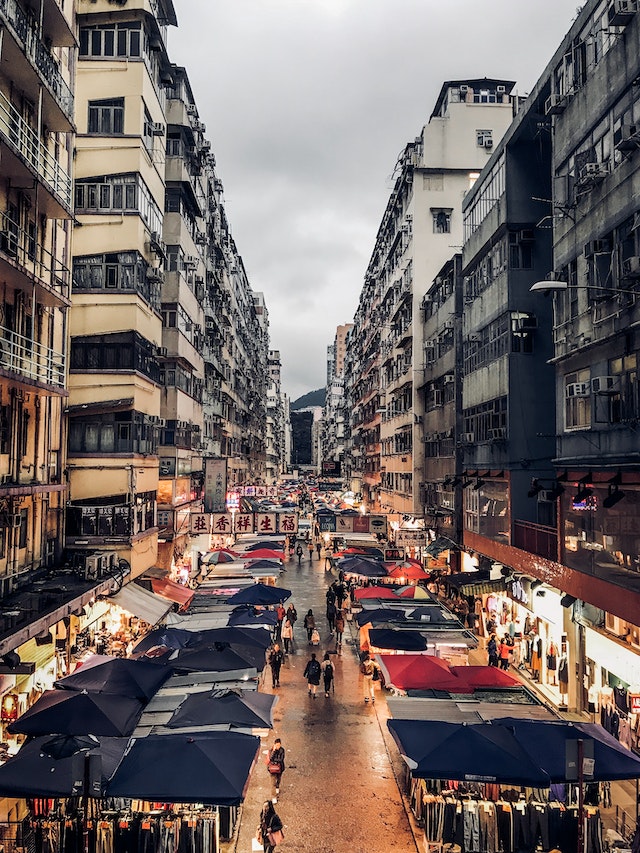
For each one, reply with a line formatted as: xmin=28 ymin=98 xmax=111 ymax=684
xmin=152 ymin=122 xmax=165 ymax=136
xmin=84 ymin=555 xmax=101 ymax=581
xmin=443 ymin=374 xmax=455 ymax=384
xmin=608 ymin=0 xmax=638 ymax=27
xmin=622 ymin=256 xmax=640 ymax=278
xmin=566 ymin=382 xmax=590 ymax=397
xmin=545 ymin=93 xmax=567 ymax=115
xmin=591 ymin=376 xmax=619 ymax=394
xmin=614 ymin=123 xmax=640 ymax=152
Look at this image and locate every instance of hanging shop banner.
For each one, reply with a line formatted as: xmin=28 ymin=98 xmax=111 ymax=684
xmin=212 ymin=513 xmax=233 ymax=535
xmin=235 ymin=485 xmax=279 ymax=497
xmin=629 ymin=694 xmax=640 ymax=714
xmin=506 ymin=577 xmax=532 ymax=609
xmin=396 ymin=529 xmax=428 ymax=546
xmin=255 ymin=513 xmax=277 ymax=535
xmin=204 ymin=458 xmax=227 ymax=513
xmin=190 ymin=513 xmax=210 ymax=535
xmin=234 ymin=513 xmax=255 ymax=534
xmin=278 ymin=514 xmax=298 ymax=535
xmin=335 ymin=516 xmax=354 ymax=533
xmin=369 ymin=515 xmax=388 ymax=536
xmin=318 ymin=515 xmax=337 ymax=533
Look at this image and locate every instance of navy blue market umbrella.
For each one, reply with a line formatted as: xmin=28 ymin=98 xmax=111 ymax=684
xmin=131 ymin=627 xmax=196 ymax=655
xmin=106 ymin=731 xmax=260 ymax=804
xmin=494 ymin=717 xmax=640 ymax=782
xmin=227 ymin=607 xmax=278 ymax=628
xmin=337 ymin=557 xmax=388 ymax=578
xmin=8 ymin=690 xmax=143 ymax=737
xmin=368 ymin=628 xmax=428 ymax=651
xmin=243 ymin=558 xmax=285 ymax=571
xmin=174 ymin=641 xmax=266 ymax=672
xmin=55 ymin=656 xmax=171 ymax=701
xmin=244 ymin=541 xmax=286 ymax=552
xmin=0 ymin=735 xmax=128 ymax=798
xmin=388 ymin=719 xmax=550 ymax=787
xmin=195 ymin=627 xmax=272 ymax=649
xmin=226 ymin=583 xmax=291 ymax=606
xmin=169 ymin=646 xmax=258 ymax=674
xmin=167 ymin=689 xmax=277 ymax=730
xmin=355 ymin=608 xmax=409 ymax=627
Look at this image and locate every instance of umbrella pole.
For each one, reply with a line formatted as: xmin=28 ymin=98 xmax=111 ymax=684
xmin=83 ymin=754 xmax=90 ymax=853
xmin=577 ymin=738 xmax=584 ymax=853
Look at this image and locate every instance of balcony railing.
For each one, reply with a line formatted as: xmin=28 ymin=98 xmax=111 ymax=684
xmin=0 ymin=323 xmax=65 ymax=388
xmin=0 ymin=0 xmax=74 ymax=123
xmin=0 ymin=213 xmax=70 ymax=300
xmin=512 ymin=519 xmax=558 ymax=562
xmin=0 ymin=90 xmax=72 ymax=210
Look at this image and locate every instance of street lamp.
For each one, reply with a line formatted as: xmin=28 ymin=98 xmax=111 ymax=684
xmin=530 ymin=278 xmax=640 ymax=296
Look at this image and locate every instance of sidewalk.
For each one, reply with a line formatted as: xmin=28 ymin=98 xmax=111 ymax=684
xmin=222 ymin=554 xmax=422 ymax=853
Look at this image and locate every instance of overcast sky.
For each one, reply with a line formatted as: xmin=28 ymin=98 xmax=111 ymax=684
xmin=170 ymin=0 xmax=579 ymax=401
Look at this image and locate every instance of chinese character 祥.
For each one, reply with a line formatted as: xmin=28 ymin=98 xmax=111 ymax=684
xmin=235 ymin=514 xmax=254 ymax=533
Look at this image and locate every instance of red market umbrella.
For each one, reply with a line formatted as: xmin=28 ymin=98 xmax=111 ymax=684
xmin=387 ymin=563 xmax=430 ymax=580
xmin=376 ymin=653 xmax=461 ymax=692
xmin=353 ymin=586 xmax=398 ymax=601
xmin=449 ymin=666 xmax=521 ymax=690
xmin=241 ymin=549 xmax=285 ymax=561
xmin=202 ymin=550 xmax=237 ymax=565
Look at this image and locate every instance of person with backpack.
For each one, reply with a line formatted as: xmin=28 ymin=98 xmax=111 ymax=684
xmin=326 ymin=598 xmax=337 ymax=633
xmin=360 ymin=651 xmax=379 ymax=703
xmin=321 ymin=651 xmax=334 ymax=697
xmin=303 ymin=609 xmax=315 ymax=644
xmin=303 ymin=652 xmax=321 ymax=698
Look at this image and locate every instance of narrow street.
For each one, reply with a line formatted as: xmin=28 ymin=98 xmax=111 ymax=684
xmin=225 ymin=549 xmax=420 ymax=853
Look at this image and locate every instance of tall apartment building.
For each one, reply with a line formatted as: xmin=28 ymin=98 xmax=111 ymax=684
xmin=321 ymin=324 xmax=352 ymax=478
xmin=0 ymin=0 xmax=76 ymax=637
xmin=346 ymin=80 xmax=515 ymax=519
xmin=266 ymin=349 xmax=285 ymax=484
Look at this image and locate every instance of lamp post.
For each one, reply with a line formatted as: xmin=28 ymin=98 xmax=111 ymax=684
xmin=530 ymin=278 xmax=640 ymax=296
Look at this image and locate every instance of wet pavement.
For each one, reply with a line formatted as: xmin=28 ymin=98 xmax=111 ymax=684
xmin=223 ymin=550 xmax=421 ymax=853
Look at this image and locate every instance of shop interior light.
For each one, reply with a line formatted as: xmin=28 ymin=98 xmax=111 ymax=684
xmin=603 ymin=486 xmax=625 ymax=508
xmin=548 ymin=481 xmax=565 ymax=500
xmin=449 ymin=477 xmax=462 ymax=487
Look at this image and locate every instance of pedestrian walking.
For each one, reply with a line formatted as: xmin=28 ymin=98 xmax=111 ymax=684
xmin=281 ymin=617 xmax=294 ymax=654
xmin=487 ymin=632 xmax=499 ymax=667
xmin=303 ymin=609 xmax=315 ymax=643
xmin=335 ymin=610 xmax=345 ymax=648
xmin=321 ymin=651 xmax=334 ymax=697
xmin=275 ymin=603 xmax=286 ymax=638
xmin=326 ymin=598 xmax=337 ymax=633
xmin=360 ymin=651 xmax=379 ymax=703
xmin=303 ymin=652 xmax=321 ymax=698
xmin=323 ymin=545 xmax=333 ymax=570
xmin=258 ymin=800 xmax=284 ymax=852
xmin=307 ymin=539 xmax=314 ymax=561
xmin=295 ymin=544 xmax=303 ymax=564
xmin=334 ymin=580 xmax=346 ymax=610
xmin=268 ymin=642 xmax=284 ymax=687
xmin=316 ymin=541 xmax=322 ymax=560
xmin=286 ymin=603 xmax=298 ymax=626
xmin=288 ymin=541 xmax=295 ymax=558
xmin=266 ymin=737 xmax=285 ymax=794
xmin=498 ymin=637 xmax=512 ymax=670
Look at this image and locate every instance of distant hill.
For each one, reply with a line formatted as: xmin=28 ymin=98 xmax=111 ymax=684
xmin=291 ymin=388 xmax=325 ymax=410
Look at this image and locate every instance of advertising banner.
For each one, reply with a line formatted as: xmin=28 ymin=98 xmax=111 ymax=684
xmin=204 ymin=458 xmax=227 ymax=513
xmin=256 ymin=513 xmax=277 ymax=535
xmin=212 ymin=513 xmax=233 ymax=535
xmin=396 ymin=529 xmax=428 ymax=546
xmin=190 ymin=513 xmax=210 ymax=535
xmin=278 ymin=514 xmax=298 ymax=535
xmin=234 ymin=513 xmax=255 ymax=534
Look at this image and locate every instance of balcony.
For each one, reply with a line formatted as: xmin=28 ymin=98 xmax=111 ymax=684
xmin=0 ymin=0 xmax=74 ymax=130
xmin=512 ymin=520 xmax=558 ymax=562
xmin=0 ymin=323 xmax=65 ymax=389
xmin=0 ymin=90 xmax=73 ymax=216
xmin=0 ymin=213 xmax=70 ymax=305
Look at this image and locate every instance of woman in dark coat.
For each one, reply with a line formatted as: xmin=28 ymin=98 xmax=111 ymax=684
xmin=258 ymin=800 xmax=283 ymax=853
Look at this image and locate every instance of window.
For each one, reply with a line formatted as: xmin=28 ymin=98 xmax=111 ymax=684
xmin=565 ymin=369 xmax=591 ymax=429
xmin=432 ymin=209 xmax=451 ymax=234
xmin=88 ymin=99 xmax=124 ymax=135
xmin=80 ymin=23 xmax=142 ymax=59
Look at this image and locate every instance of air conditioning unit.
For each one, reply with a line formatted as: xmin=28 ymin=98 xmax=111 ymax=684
xmin=496 ymin=85 xmax=506 ymax=94
xmin=622 ymin=256 xmax=640 ymax=278
xmin=157 ymin=418 xmax=166 ymax=428
xmin=205 ymin=317 xmax=215 ymax=330
xmin=147 ymin=268 xmax=164 ymax=283
xmin=84 ymin=555 xmax=101 ymax=581
xmin=184 ymin=255 xmax=198 ymax=268
xmin=195 ymin=232 xmax=206 ymax=244
xmin=150 ymin=231 xmax=162 ymax=245
xmin=605 ymin=612 xmax=625 ymax=636
xmin=578 ymin=162 xmax=610 ymax=183
xmin=513 ymin=315 xmax=538 ymax=333
xmin=488 ymin=428 xmax=506 ymax=440
xmin=100 ymin=551 xmax=118 ymax=572
xmin=158 ymin=347 xmax=168 ymax=357
xmin=519 ymin=228 xmax=535 ymax=242
xmin=584 ymin=239 xmax=611 ymax=257
xmin=608 ymin=0 xmax=638 ymax=27
xmin=195 ymin=121 xmax=206 ymax=133
xmin=186 ymin=104 xmax=198 ymax=117
xmin=151 ymin=122 xmax=165 ymax=136
xmin=463 ymin=432 xmax=475 ymax=444
xmin=459 ymin=85 xmax=469 ymax=94
xmin=566 ymin=382 xmax=590 ymax=397
xmin=538 ymin=489 xmax=558 ymax=503
xmin=545 ymin=93 xmax=567 ymax=115
xmin=591 ymin=376 xmax=619 ymax=394
xmin=614 ymin=123 xmax=640 ymax=151
xmin=444 ymin=374 xmax=455 ymax=384
xmin=482 ymin=137 xmax=493 ymax=149
xmin=200 ymin=140 xmax=211 ymax=154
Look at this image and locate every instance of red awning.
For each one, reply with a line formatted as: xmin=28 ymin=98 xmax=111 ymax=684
xmin=150 ymin=578 xmax=194 ymax=611
xmin=377 ymin=654 xmax=520 ymax=693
